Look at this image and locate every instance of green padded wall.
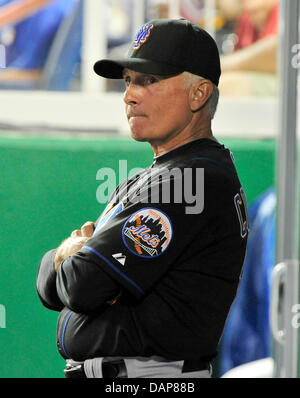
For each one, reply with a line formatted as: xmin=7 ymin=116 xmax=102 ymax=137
xmin=0 ymin=135 xmax=275 ymax=378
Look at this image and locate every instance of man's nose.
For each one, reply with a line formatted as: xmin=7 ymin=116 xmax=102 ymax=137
xmin=123 ymin=83 xmax=141 ymax=105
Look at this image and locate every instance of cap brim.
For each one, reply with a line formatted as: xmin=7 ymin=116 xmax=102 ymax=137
xmin=93 ymin=58 xmax=184 ymax=79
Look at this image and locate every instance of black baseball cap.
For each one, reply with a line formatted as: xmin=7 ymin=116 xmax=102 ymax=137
xmin=94 ymin=18 xmax=221 ymax=86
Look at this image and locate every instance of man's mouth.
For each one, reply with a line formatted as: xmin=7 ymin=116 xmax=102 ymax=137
xmin=127 ymin=113 xmax=147 ymax=120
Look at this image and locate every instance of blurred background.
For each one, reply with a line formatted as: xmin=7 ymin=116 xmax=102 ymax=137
xmin=0 ymin=0 xmax=299 ymax=378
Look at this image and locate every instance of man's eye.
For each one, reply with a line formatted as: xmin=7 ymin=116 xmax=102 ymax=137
xmin=124 ymin=77 xmax=130 ymax=87
xmin=144 ymin=76 xmax=158 ymax=85
xmin=123 ymin=75 xmax=159 ymax=88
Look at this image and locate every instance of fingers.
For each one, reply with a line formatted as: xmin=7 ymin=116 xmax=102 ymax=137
xmin=71 ymin=229 xmax=82 ymax=238
xmin=71 ymin=236 xmax=89 ymax=251
xmin=55 ymin=235 xmax=90 ymax=271
xmin=70 ymin=221 xmax=95 ymax=238
xmin=55 ymin=221 xmax=95 ymax=272
xmin=81 ymin=221 xmax=95 ymax=237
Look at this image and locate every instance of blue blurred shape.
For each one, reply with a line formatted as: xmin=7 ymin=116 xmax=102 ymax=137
xmin=220 ymin=187 xmax=276 ymax=375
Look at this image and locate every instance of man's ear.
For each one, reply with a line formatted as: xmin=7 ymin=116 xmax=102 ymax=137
xmin=189 ymin=80 xmax=213 ymax=112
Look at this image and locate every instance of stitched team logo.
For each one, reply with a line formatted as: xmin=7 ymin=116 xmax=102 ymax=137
xmin=122 ymin=208 xmax=172 ymax=258
xmin=133 ymin=23 xmax=154 ymax=50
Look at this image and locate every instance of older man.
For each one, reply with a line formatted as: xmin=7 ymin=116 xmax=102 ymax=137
xmin=37 ymin=18 xmax=248 ymax=379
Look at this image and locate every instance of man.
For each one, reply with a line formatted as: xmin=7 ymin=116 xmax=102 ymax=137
xmin=36 ymin=18 xmax=249 ymax=378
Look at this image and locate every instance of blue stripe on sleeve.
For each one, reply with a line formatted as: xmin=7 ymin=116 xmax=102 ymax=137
xmin=82 ymin=245 xmax=144 ymax=295
xmin=61 ymin=311 xmax=73 ymax=358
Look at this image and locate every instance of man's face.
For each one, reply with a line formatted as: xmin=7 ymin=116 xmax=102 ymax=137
xmin=123 ymin=69 xmax=192 ymax=145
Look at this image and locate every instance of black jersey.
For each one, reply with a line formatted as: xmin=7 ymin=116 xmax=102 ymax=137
xmin=37 ymin=138 xmax=248 ymax=362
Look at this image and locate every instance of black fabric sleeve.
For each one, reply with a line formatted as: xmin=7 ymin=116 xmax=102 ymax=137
xmin=56 ymin=251 xmax=121 ymax=313
xmin=36 ymin=249 xmax=64 ymax=311
xmin=56 ymin=304 xmax=141 ymax=360
xmin=56 ymin=268 xmax=237 ymax=362
xmin=55 ymin=157 xmax=248 ymax=361
xmin=55 ymin=166 xmax=209 ymax=311
xmin=54 ymin=198 xmax=204 ymax=312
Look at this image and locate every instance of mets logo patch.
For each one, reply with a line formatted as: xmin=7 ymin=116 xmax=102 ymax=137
xmin=133 ymin=23 xmax=154 ymax=50
xmin=122 ymin=208 xmax=172 ymax=258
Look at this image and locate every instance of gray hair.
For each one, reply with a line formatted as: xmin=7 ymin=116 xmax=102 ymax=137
xmin=182 ymin=71 xmax=219 ymax=119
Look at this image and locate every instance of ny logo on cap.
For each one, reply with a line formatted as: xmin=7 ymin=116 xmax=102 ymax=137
xmin=133 ymin=23 xmax=154 ymax=50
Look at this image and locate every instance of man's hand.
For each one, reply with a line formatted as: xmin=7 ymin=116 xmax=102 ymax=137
xmin=54 ymin=221 xmax=95 ymax=272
